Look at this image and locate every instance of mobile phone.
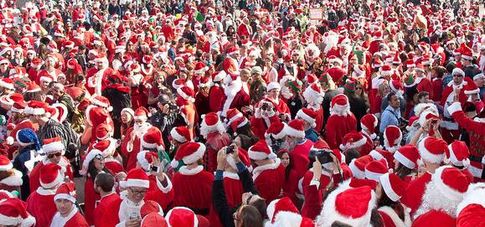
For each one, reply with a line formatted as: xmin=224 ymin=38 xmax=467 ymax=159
xmin=150 ymin=165 xmax=160 ymax=173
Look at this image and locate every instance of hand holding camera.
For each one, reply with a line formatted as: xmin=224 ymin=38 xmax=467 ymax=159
xmin=217 ymin=148 xmax=228 ymax=171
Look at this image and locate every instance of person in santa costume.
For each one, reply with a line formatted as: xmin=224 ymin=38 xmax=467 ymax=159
xmin=26 ymin=163 xmax=65 ymax=227
xmin=324 ymin=94 xmax=358 ymax=149
xmin=440 ymin=68 xmax=470 ymax=142
xmin=136 ymin=151 xmax=174 ymax=211
xmin=170 ymin=142 xmax=214 ymax=216
xmin=250 ymin=99 xmax=281 ymax=140
xmin=382 ymin=125 xmax=403 ymax=153
xmin=401 ymin=136 xmax=448 ymax=215
xmin=50 ymin=182 xmax=89 ymax=227
xmin=392 ymin=145 xmax=421 ymax=182
xmin=286 ymin=119 xmax=315 ymax=179
xmin=0 ymin=155 xmax=23 ymax=193
xmin=447 ymin=98 xmax=485 ymax=182
xmin=93 ymin=172 xmax=122 ymax=227
xmin=339 ymin=131 xmax=372 ymax=157
xmin=116 ymin=168 xmax=164 ymax=227
xmin=92 ymin=136 xmax=124 ymax=175
xmin=176 ymin=86 xmax=197 ymax=138
xmin=200 ymin=112 xmax=231 ymax=172
xmin=0 ymin=197 xmax=36 ymax=227
xmin=35 ymin=55 xmax=65 ymax=85
xmin=413 ymin=166 xmax=471 ymax=223
xmin=208 ymin=70 xmax=226 ymax=113
xmin=376 ymin=172 xmax=411 ymax=227
xmin=360 ymin=113 xmax=379 ymax=150
xmin=29 ymin=137 xmax=73 ymax=193
xmin=265 ymin=82 xmax=291 ymax=119
xmin=302 ymin=83 xmax=325 ymax=133
xmin=248 ymin=140 xmax=285 ymax=202
xmin=265 ymin=196 xmax=314 ymax=227
xmin=12 ymin=128 xmax=42 ymax=200
xmin=85 ymin=55 xmax=116 ymax=96
xmin=120 ymin=107 xmax=153 ymax=171
xmin=456 ymin=183 xmax=485 ymax=226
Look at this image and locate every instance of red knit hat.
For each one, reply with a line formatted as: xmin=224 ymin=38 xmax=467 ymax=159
xmin=171 ymin=142 xmax=206 ymax=166
xmin=265 ymin=122 xmax=287 ymax=140
xmin=42 ymin=137 xmax=65 ymax=155
xmin=364 ymin=159 xmax=388 ymax=181
xmin=165 ymin=207 xmax=198 ymax=227
xmin=379 ymin=173 xmax=407 ymax=202
xmin=393 ymin=145 xmax=420 ymax=170
xmin=418 ymin=137 xmax=448 ymax=164
xmin=54 ymin=182 xmax=76 ymax=203
xmin=447 ymin=141 xmax=470 ymax=167
xmin=248 ymin=140 xmax=276 ymax=160
xmin=340 ymin=131 xmax=367 ymax=151
xmin=286 ymin=119 xmax=306 ymax=138
xmin=141 ymin=127 xmax=164 ymax=150
xmin=120 ymin=168 xmax=150 ymax=189
xmin=360 ymin=114 xmax=378 ymax=139
xmin=39 ymin=163 xmax=63 ymax=189
xmin=383 ymin=125 xmax=402 ymax=152
xmin=0 ymin=198 xmax=36 ymax=227
xmin=296 ymin=108 xmax=317 ymax=128
xmin=170 ymin=126 xmax=191 ymax=143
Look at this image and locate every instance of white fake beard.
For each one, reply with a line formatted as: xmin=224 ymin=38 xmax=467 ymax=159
xmin=261 ymin=110 xmax=275 ymax=118
xmin=281 ymin=87 xmax=294 ymax=99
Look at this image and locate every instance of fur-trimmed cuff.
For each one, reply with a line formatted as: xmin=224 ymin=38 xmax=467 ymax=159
xmin=447 ymin=102 xmax=462 ymax=116
xmin=156 ymin=173 xmax=173 ymax=193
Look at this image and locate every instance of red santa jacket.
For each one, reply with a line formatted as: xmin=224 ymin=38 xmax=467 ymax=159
xmin=26 ymin=188 xmax=57 ymax=227
xmin=205 ymin=132 xmax=231 ymax=172
xmin=416 ymin=76 xmax=434 ymax=100
xmin=378 ymin=206 xmax=410 ymax=227
xmin=172 ymin=165 xmax=214 ymax=214
xmin=50 ymin=208 xmax=89 ymax=227
xmin=252 ymin=159 xmax=286 ymax=202
xmin=325 ymin=113 xmax=358 ymax=149
xmin=209 ymin=84 xmax=225 ymax=112
xmin=93 ymin=192 xmax=122 ymax=227
xmin=120 ymin=126 xmax=145 ymax=171
xmin=290 ymin=139 xmax=314 ymax=180
xmin=85 ymin=67 xmax=115 ymax=95
xmin=400 ymin=172 xmax=432 ymax=216
xmin=223 ymin=172 xmax=245 ymax=209
xmin=144 ymin=174 xmax=174 ymax=211
xmin=83 ymin=177 xmax=100 ymax=225
xmin=250 ymin=115 xmax=281 ymax=140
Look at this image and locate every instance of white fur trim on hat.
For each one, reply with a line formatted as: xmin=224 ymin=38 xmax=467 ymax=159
xmin=447 ymin=144 xmax=470 ymax=167
xmin=0 ymin=80 xmax=14 ymax=90
xmin=54 ymin=193 xmax=76 ymax=203
xmin=456 ymin=183 xmax=485 ymax=215
xmin=380 ymin=173 xmax=400 ymax=202
xmin=136 ymin=151 xmax=151 ymax=171
xmin=170 ymin=128 xmax=187 ymax=143
xmin=0 ymin=161 xmax=13 ymax=171
xmin=80 ymin=149 xmax=103 ymax=176
xmin=42 ymin=141 xmax=65 ymax=154
xmin=267 ymin=82 xmax=281 ymax=91
xmin=182 ymin=143 xmax=206 ymax=165
xmin=432 ymin=166 xmax=465 ymax=201
xmin=296 ymin=110 xmax=316 ymax=128
xmin=393 ymin=151 xmax=416 ymax=169
xmin=340 ymin=136 xmax=367 ymax=151
xmin=120 ymin=178 xmax=150 ymax=189
xmin=418 ymin=139 xmax=444 ymax=164
xmin=285 ymin=125 xmax=305 ymax=139
xmin=176 ymin=88 xmax=195 ymax=102
xmin=24 ymin=107 xmax=45 ymax=116
xmin=40 ymin=169 xmax=63 ymax=189
xmin=302 ymin=86 xmax=324 ymax=105
xmin=330 ymin=103 xmax=350 ymax=116
xmin=0 ymin=170 xmax=23 ymax=186
xmin=349 ymin=159 xmax=365 ymax=179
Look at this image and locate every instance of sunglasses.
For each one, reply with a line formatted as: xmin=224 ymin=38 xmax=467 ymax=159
xmin=47 ymin=152 xmax=62 ymax=159
xmin=453 ymin=74 xmax=463 ymax=77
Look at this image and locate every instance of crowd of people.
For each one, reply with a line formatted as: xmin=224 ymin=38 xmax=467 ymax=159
xmin=0 ymin=0 xmax=484 ymax=226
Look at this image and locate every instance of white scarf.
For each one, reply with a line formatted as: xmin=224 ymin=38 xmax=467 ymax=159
xmin=50 ymin=207 xmax=78 ymax=227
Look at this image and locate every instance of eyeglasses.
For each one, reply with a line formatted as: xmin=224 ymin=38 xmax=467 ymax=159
xmin=453 ymin=74 xmax=463 ymax=77
xmin=47 ymin=152 xmax=63 ymax=159
xmin=130 ymin=188 xmax=147 ymax=195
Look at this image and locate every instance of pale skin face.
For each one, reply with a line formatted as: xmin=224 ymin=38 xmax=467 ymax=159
xmin=453 ymin=73 xmax=464 ymax=85
xmin=48 ymin=151 xmax=63 ymax=164
xmin=280 ymin=152 xmax=290 ymax=167
xmin=55 ymin=199 xmax=74 ymax=217
xmin=94 ymin=155 xmax=105 ymax=171
xmin=127 ymin=186 xmax=147 ymax=204
xmin=121 ymin=112 xmax=133 ymax=124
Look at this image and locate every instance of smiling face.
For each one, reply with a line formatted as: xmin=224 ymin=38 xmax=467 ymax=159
xmin=55 ymin=199 xmax=74 ymax=216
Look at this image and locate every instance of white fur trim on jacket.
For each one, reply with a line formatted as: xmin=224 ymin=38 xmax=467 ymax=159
xmin=378 ymin=206 xmax=407 ymax=227
xmin=154 ymin=174 xmax=173 ymax=193
xmin=252 ymin=158 xmax=281 ymax=181
xmin=456 ymin=183 xmax=485 ymax=215
xmin=0 ymin=212 xmax=36 ymax=227
xmin=221 ymin=78 xmax=243 ymax=117
xmin=447 ymin=102 xmax=462 ymax=116
xmin=178 ymin=165 xmax=204 ymax=176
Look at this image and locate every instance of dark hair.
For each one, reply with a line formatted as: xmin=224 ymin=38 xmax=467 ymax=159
xmin=240 ymin=205 xmax=263 ymax=227
xmin=370 ymin=208 xmax=384 ymax=227
xmin=417 ymin=91 xmax=429 ymax=102
xmin=395 ymin=163 xmax=414 ymax=179
xmin=87 ymin=158 xmax=108 ymax=180
xmin=277 ymin=150 xmax=292 ymax=179
xmin=344 ymin=149 xmax=361 ymax=165
xmin=331 ymin=222 xmax=352 ymax=227
xmin=249 ymin=197 xmax=267 ymax=220
xmin=386 ymin=92 xmax=397 ymax=102
xmin=94 ymin=172 xmax=115 ymax=192
xmin=377 ymin=193 xmax=405 ymax=221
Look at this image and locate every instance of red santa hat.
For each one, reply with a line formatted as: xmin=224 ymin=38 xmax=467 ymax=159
xmin=349 ymin=155 xmax=374 ymax=179
xmin=248 ymin=140 xmax=276 ymax=160
xmin=449 ymin=138 xmax=471 ymax=169
xmin=0 ymin=198 xmax=36 ymax=227
xmin=54 ymin=182 xmax=76 ymax=203
xmin=393 ymin=145 xmax=421 ymax=170
xmin=364 ymin=159 xmax=389 ymax=181
xmin=317 ymin=185 xmax=376 ymax=226
xmin=120 ymin=168 xmax=150 ymax=189
xmin=0 ymin=155 xmax=12 ymax=171
xmin=198 ymin=76 xmax=213 ymax=88
xmin=339 ymin=131 xmax=367 ymax=151
xmin=0 ymin=78 xmax=14 ymax=90
xmin=142 ymin=55 xmax=153 ymax=65
xmin=194 ymin=62 xmax=208 ymax=75
xmin=39 ymin=163 xmax=64 ymax=189
xmin=141 ymin=127 xmax=164 ymax=150
xmin=200 ymin=112 xmax=225 ymax=137
xmin=176 ymin=86 xmax=195 ymax=102
xmin=80 ymin=149 xmax=103 ymax=175
xmin=90 ymin=95 xmax=113 ymax=112
xmin=383 ymin=125 xmax=402 ymax=152
xmin=380 ymin=65 xmax=393 ymax=77
xmin=171 ymin=142 xmax=206 ymax=167
xmin=51 ymin=103 xmax=68 ymax=123
xmin=418 ymin=136 xmax=448 ymax=164
xmin=93 ymin=139 xmax=117 ymax=157
xmin=413 ymin=210 xmax=455 ymax=227
xmin=95 ymin=123 xmax=113 ymax=140
xmin=456 ymin=183 xmax=485 ymax=225
xmin=222 ymin=57 xmax=239 ymax=75
xmin=296 ymin=108 xmax=317 ymax=128
xmin=225 ymin=108 xmax=245 ymax=127
xmin=134 ymin=107 xmax=150 ymax=121
xmin=140 ymin=213 xmax=167 ymax=227
xmin=66 ymin=59 xmax=78 ymax=69
xmin=0 ymin=57 xmax=10 ymax=65
xmin=286 ymin=119 xmax=306 ymax=139
xmin=302 ymin=83 xmax=324 ymax=105
xmin=265 ymin=122 xmax=287 ymax=140
xmin=379 ymin=172 xmax=407 ymax=202
xmin=137 ymin=151 xmax=158 ymax=171
xmin=360 ymin=114 xmax=378 ymax=139
xmin=121 ymin=108 xmax=135 ymax=120
xmin=42 ymin=137 xmax=65 ymax=155
xmin=330 ymin=94 xmax=350 ymax=116
xmin=39 ymin=74 xmax=53 ymax=84
xmin=460 ymin=44 xmax=473 ymax=61
xmin=170 ymin=126 xmax=191 ymax=143
xmin=165 ymin=207 xmax=198 ymax=227
xmin=266 ymin=197 xmax=313 ymax=226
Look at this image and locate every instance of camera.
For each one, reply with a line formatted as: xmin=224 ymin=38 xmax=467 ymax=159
xmin=226 ymin=144 xmax=236 ymax=154
xmin=261 ymin=102 xmax=271 ymax=111
xmin=149 ymin=164 xmax=160 ymax=173
xmin=309 ymin=149 xmax=333 ymax=164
